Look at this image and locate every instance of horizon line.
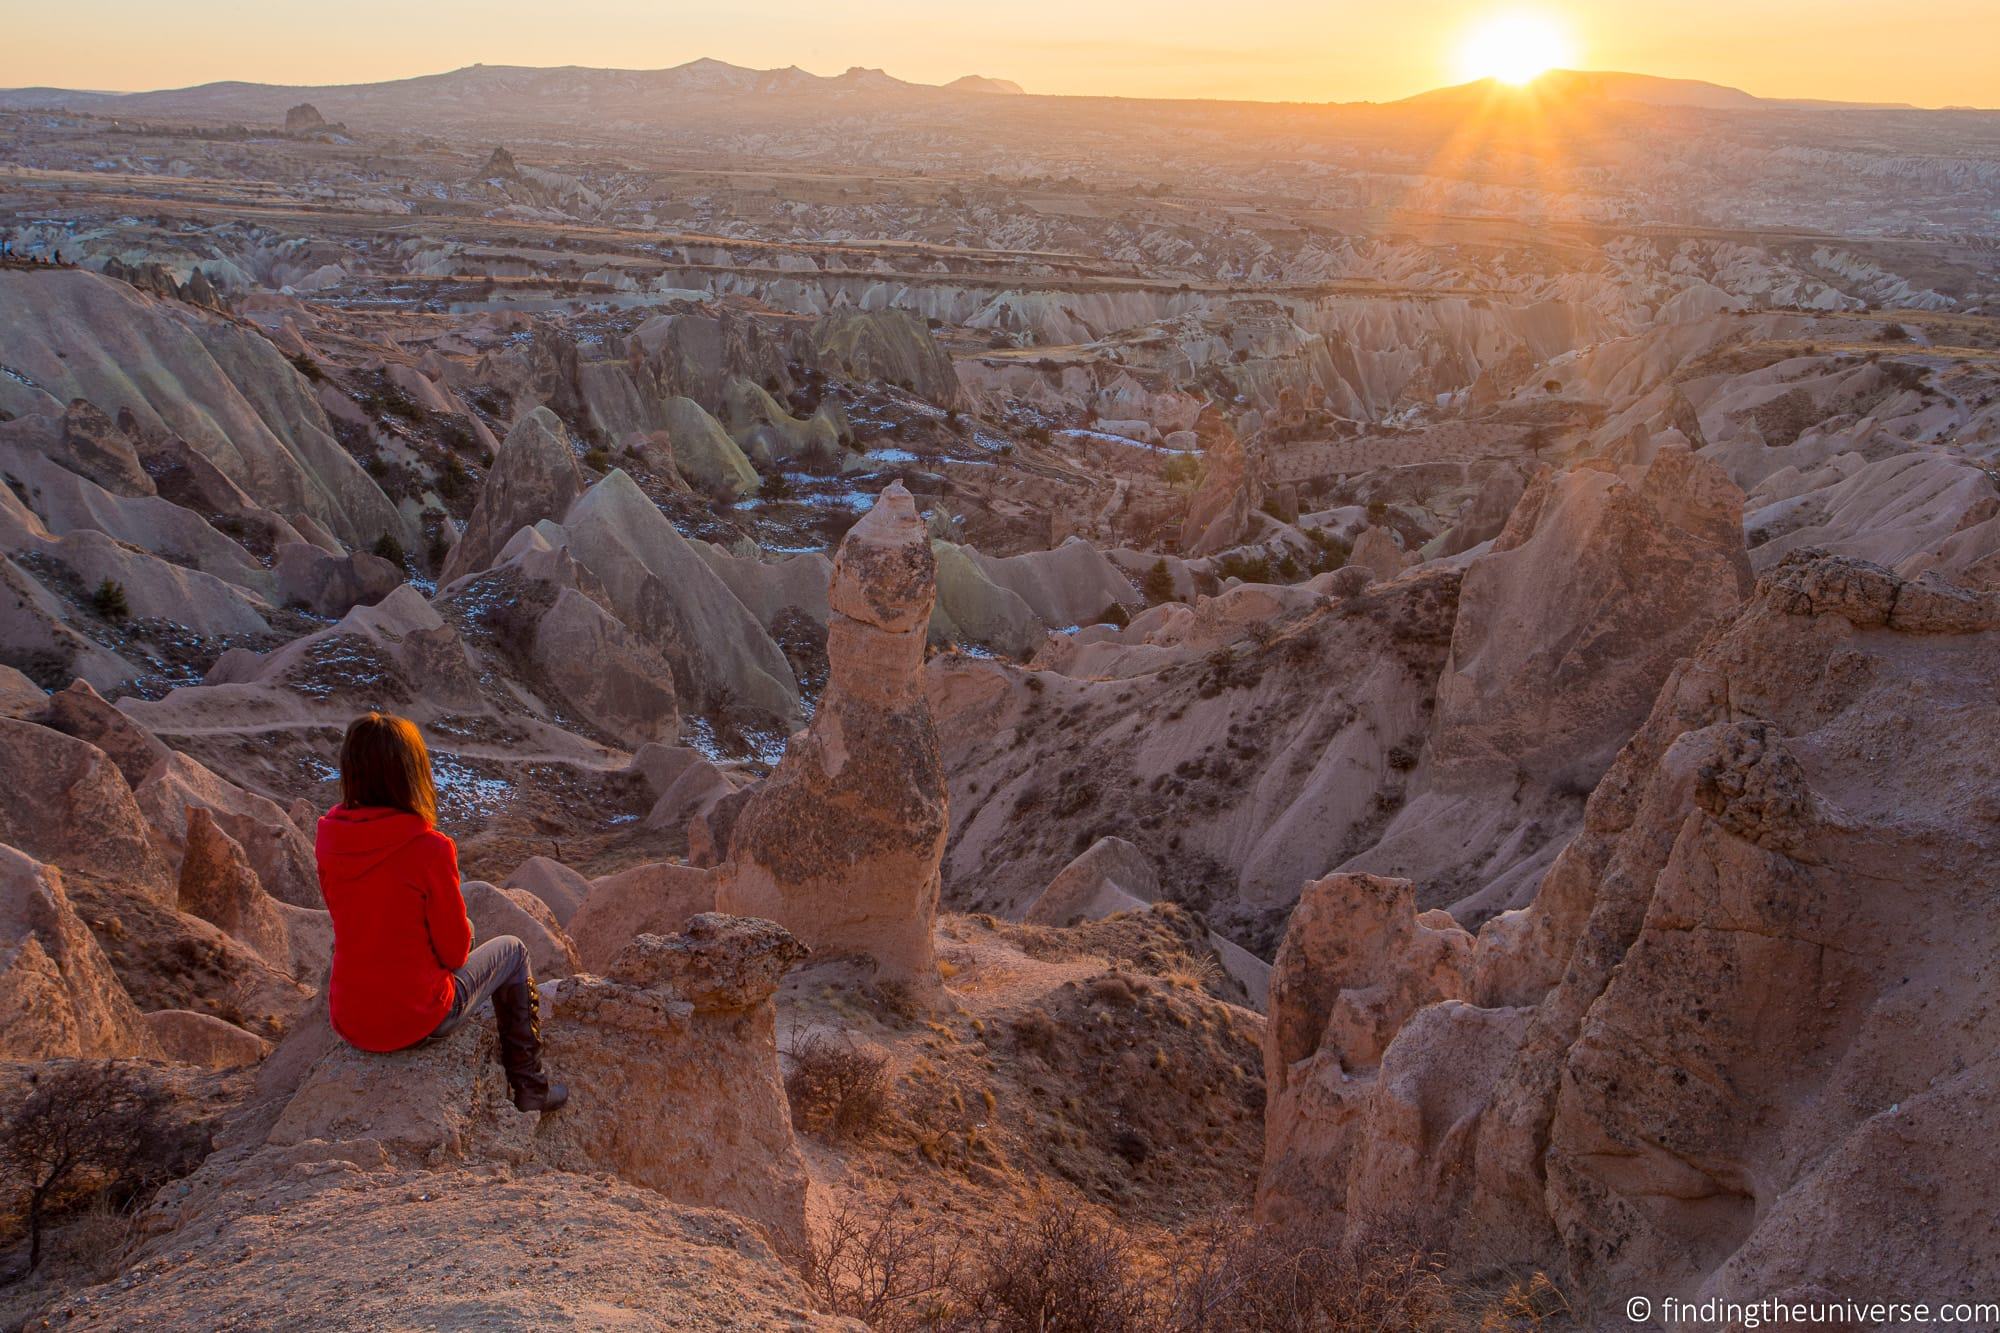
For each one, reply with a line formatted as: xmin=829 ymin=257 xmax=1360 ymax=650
xmin=2 ymin=57 xmax=1989 ymax=114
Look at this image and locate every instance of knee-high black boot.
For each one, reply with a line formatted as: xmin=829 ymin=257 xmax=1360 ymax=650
xmin=493 ymin=976 xmax=568 ymax=1114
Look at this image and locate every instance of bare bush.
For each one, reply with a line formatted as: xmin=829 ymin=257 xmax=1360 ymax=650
xmin=799 ymin=1193 xmax=965 ymax=1331
xmin=1161 ymin=1216 xmax=1468 ymax=1333
xmin=784 ymin=1032 xmax=890 ymax=1141
xmin=955 ymin=1202 xmax=1155 ymax=1332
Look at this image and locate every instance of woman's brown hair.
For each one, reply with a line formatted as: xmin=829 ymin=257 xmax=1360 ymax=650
xmin=338 ymin=712 xmax=438 ymax=826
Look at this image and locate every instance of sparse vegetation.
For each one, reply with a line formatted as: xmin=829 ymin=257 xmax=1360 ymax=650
xmin=89 ymin=578 xmax=129 ymax=621
xmin=784 ymin=1032 xmax=890 ymax=1141
xmin=2 ymin=1063 xmax=179 ymax=1276
xmin=796 ymin=1193 xmax=964 ymax=1332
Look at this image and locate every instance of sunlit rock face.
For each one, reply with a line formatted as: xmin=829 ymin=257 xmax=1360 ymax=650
xmin=1257 ymin=554 xmax=2000 ymax=1322
xmin=719 ymin=482 xmax=947 ymax=985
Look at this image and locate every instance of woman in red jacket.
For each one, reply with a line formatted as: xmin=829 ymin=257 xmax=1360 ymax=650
xmin=315 ymin=712 xmax=567 ymax=1114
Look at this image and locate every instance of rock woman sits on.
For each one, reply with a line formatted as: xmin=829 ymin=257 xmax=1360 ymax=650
xmin=314 ymin=712 xmax=568 ymax=1114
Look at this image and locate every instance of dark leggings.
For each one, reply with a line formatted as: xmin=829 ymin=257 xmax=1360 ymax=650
xmin=427 ymin=935 xmax=531 ymax=1039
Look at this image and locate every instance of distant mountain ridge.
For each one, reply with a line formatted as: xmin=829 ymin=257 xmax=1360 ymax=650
xmin=0 ymin=58 xmax=1028 ymax=123
xmin=0 ymin=60 xmax=1949 ymax=128
xmin=1396 ymin=69 xmax=1916 ymax=112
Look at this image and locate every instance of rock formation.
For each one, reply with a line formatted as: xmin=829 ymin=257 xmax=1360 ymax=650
xmin=811 ymin=308 xmax=961 ymax=406
xmin=1341 ymin=445 xmax=1754 ymax=917
xmin=66 ymin=915 xmax=827 ymax=1326
xmin=438 ymin=406 xmax=585 ymax=586
xmin=0 ymin=844 xmax=159 ymax=1059
xmin=1257 ymin=553 xmax=2000 ymax=1319
xmin=175 ymin=806 xmax=332 ymax=982
xmin=719 ymin=482 xmax=947 ymax=984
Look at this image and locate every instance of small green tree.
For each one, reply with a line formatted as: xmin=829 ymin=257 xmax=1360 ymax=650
xmin=371 ymin=531 xmax=407 ymax=567
xmin=1142 ymin=558 xmax=1175 ymax=604
xmin=90 ymin=579 xmax=129 ymax=621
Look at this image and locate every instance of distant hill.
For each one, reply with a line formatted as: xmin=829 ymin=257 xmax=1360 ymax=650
xmin=944 ymin=75 xmax=1026 ymax=96
xmin=0 ymin=61 xmax=1940 ymax=131
xmin=0 ymin=59 xmax=1030 ymax=125
xmin=1396 ymin=69 xmax=1916 ymax=112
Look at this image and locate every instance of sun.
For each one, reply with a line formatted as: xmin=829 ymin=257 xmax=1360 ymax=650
xmin=1455 ymin=11 xmax=1575 ymax=86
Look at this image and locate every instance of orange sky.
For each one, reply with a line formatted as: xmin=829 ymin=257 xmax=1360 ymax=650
xmin=1 ymin=0 xmax=1995 ymax=108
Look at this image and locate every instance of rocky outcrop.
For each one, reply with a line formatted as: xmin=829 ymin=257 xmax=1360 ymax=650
xmin=0 ymin=716 xmax=172 ymax=899
xmin=177 ymin=806 xmax=332 ymax=982
xmin=32 ymin=677 xmax=168 ymax=787
xmin=1256 ymin=553 xmax=2000 ymax=1320
xmin=530 ymin=585 xmax=681 ymax=746
xmin=0 ymin=270 xmax=408 ymax=551
xmin=272 ymin=541 xmax=401 ymax=617
xmin=503 ymin=854 xmax=593 ymax=927
xmin=143 ymin=1007 xmax=272 ymax=1068
xmin=84 ymin=920 xmax=832 ymax=1327
xmin=1024 ymin=835 xmax=1160 ymax=926
xmin=661 ymin=396 xmax=760 ymax=498
xmin=1343 ymin=446 xmax=1752 ymax=917
xmin=719 ymin=483 xmax=947 ymax=984
xmin=810 ymin=308 xmax=960 ymax=406
xmin=133 ymin=750 xmax=324 ymax=909
xmin=1257 ymin=872 xmax=1474 ymax=1231
xmin=569 ymin=861 xmax=717 ymax=972
xmin=547 ymin=916 xmax=811 ymax=1250
xmin=1345 ymin=526 xmax=1412 ymax=583
xmin=137 ymin=914 xmax=814 ymax=1282
xmin=461 ymin=879 xmax=579 ymax=978
xmin=558 ymin=470 xmax=800 ymax=721
xmin=0 ymin=844 xmax=159 ymax=1059
xmin=1179 ymin=415 xmax=1263 ymax=557
xmin=439 ymin=406 xmax=586 ymax=586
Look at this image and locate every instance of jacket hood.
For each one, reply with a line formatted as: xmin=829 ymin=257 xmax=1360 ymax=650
xmin=316 ymin=804 xmax=435 ymax=876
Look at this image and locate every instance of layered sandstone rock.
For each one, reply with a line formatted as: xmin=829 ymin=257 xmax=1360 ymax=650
xmin=176 ymin=806 xmax=332 ymax=983
xmin=1257 ymin=553 xmax=2000 ymax=1320
xmin=0 ymin=844 xmax=159 ymax=1059
xmin=0 ymin=716 xmax=173 ymax=899
xmin=1343 ymin=445 xmax=1752 ymax=917
xmin=438 ymin=406 xmax=585 ymax=585
xmin=569 ymin=861 xmax=717 ymax=973
xmin=719 ymin=482 xmax=947 ymax=984
xmin=1024 ymin=836 xmax=1161 ymax=926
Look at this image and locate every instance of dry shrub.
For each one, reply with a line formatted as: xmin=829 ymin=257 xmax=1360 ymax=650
xmin=800 ymin=1193 xmax=964 ymax=1332
xmin=1010 ymin=1007 xmax=1059 ymax=1057
xmin=1163 ymin=1217 xmax=1466 ymax=1332
xmin=1 ymin=1061 xmax=192 ymax=1277
xmin=784 ymin=1033 xmax=890 ymax=1141
xmin=957 ymin=1201 xmax=1154 ymax=1333
xmin=791 ymin=1197 xmax=1530 ymax=1333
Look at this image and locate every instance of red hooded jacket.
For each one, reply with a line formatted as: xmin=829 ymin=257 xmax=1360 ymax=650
xmin=314 ymin=805 xmax=471 ymax=1052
